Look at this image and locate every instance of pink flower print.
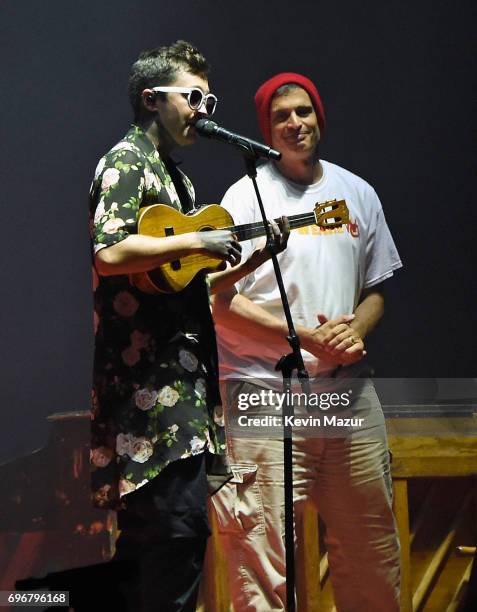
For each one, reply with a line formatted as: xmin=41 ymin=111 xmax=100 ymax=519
xmin=130 ymin=437 xmax=153 ymax=463
xmin=134 ymin=388 xmax=158 ymax=411
xmin=90 ymin=446 xmax=113 ymax=468
xmin=116 ymin=432 xmax=134 ymax=456
xmin=101 ymin=168 xmax=120 ymax=191
xmin=157 ymin=385 xmax=180 ymax=407
xmin=102 ymin=218 xmax=126 ymax=235
xmin=93 ymin=484 xmax=111 ymax=507
xmin=130 ymin=330 xmax=150 ymax=350
xmin=121 ymin=346 xmax=141 ymax=367
xmin=113 ymin=291 xmax=139 ymax=317
xmin=119 ymin=479 xmax=137 ymax=497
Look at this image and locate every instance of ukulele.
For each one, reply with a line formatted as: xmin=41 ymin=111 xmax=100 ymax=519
xmin=129 ymin=199 xmax=349 ymax=293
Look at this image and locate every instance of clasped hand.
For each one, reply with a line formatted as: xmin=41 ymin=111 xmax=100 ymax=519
xmin=302 ymin=313 xmax=366 ymax=366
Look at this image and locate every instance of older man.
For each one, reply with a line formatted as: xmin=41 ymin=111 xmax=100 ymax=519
xmin=211 ymin=73 xmax=402 ymax=611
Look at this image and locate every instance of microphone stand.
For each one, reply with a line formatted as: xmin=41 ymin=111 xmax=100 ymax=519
xmin=242 ymin=150 xmax=310 ymax=612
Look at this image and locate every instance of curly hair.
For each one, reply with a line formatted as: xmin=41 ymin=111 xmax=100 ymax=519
xmin=128 ymin=40 xmax=210 ymax=121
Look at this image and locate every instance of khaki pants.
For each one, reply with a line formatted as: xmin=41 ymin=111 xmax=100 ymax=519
xmin=206 ymin=379 xmax=400 ymax=612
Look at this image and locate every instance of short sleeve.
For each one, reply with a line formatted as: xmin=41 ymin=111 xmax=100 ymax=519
xmin=220 ymin=179 xmax=259 ymax=293
xmin=90 ymin=145 xmax=145 ymax=253
xmin=364 ymin=188 xmax=403 ymax=288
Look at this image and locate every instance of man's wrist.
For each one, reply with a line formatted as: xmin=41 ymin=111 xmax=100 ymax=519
xmin=349 ymin=319 xmax=367 ymax=340
xmin=245 ymin=248 xmax=268 ymax=273
xmin=296 ymin=325 xmax=319 ymax=353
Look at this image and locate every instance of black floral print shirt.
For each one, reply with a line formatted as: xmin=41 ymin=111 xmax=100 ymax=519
xmin=89 ymin=125 xmax=225 ymax=509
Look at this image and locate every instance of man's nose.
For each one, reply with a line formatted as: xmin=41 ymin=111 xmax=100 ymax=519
xmin=287 ymin=112 xmax=301 ymax=128
xmin=196 ymin=98 xmax=209 ymax=115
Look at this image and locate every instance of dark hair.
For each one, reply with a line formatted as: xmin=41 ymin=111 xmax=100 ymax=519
xmin=128 ymin=40 xmax=210 ymax=120
xmin=273 ymin=83 xmax=302 ymax=99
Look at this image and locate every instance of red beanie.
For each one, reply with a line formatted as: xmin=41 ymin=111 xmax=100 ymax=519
xmin=254 ymin=72 xmax=326 ymax=145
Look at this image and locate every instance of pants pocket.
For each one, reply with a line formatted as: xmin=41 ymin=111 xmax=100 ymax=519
xmin=210 ymin=463 xmax=265 ymax=535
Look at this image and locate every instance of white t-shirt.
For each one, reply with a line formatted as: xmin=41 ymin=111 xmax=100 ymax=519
xmin=215 ymin=160 xmax=402 ymax=379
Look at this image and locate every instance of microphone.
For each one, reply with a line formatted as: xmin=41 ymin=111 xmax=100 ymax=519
xmin=194 ymin=119 xmax=281 ymax=161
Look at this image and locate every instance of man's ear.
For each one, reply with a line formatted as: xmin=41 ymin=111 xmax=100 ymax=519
xmin=141 ymin=89 xmax=157 ymax=112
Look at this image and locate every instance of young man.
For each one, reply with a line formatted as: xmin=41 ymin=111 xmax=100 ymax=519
xmin=210 ymin=73 xmax=403 ymax=611
xmin=89 ymin=42 xmax=287 ymax=612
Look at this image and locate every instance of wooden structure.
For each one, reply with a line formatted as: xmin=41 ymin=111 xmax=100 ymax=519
xmin=202 ymin=412 xmax=477 ymax=611
xmin=387 ymin=415 xmax=477 ymax=611
xmin=0 ymin=410 xmax=475 ymax=611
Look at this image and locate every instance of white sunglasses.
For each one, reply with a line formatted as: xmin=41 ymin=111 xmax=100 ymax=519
xmin=151 ymin=86 xmax=218 ymax=116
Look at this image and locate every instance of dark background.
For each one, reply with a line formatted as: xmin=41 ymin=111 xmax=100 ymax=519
xmin=1 ymin=0 xmax=475 ymax=462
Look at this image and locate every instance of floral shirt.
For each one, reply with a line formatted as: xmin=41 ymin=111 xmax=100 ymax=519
xmin=89 ymin=125 xmax=225 ymax=509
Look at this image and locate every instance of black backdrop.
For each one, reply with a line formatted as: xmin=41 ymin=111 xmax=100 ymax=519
xmin=1 ymin=0 xmax=475 ymax=462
